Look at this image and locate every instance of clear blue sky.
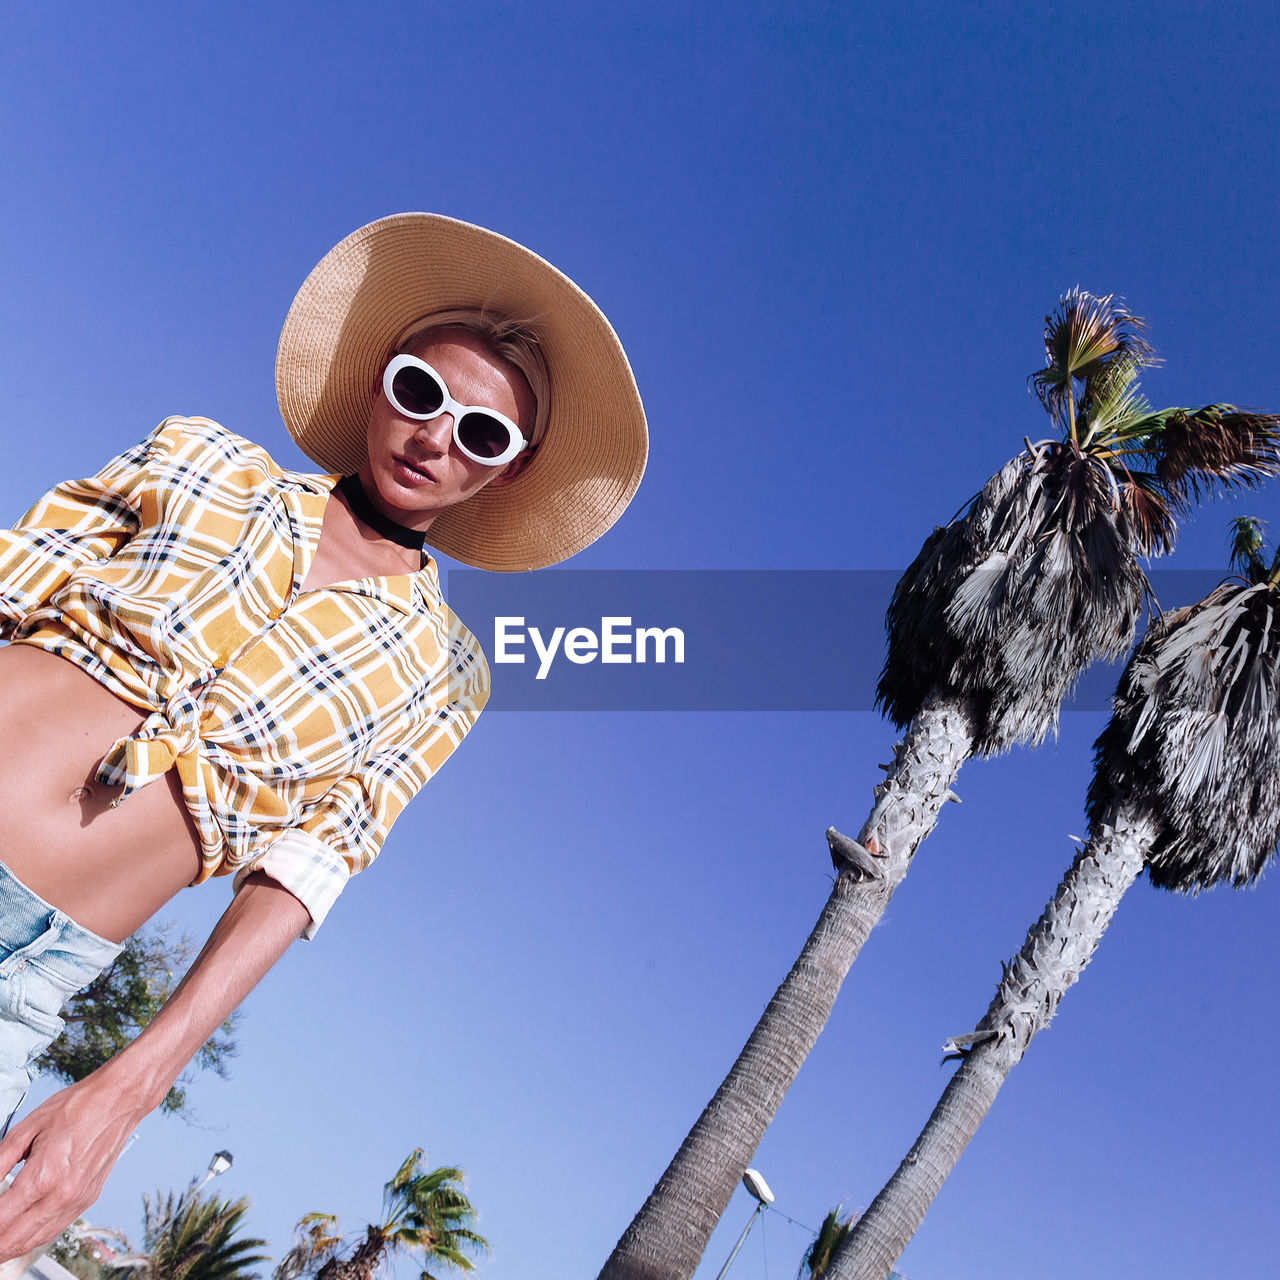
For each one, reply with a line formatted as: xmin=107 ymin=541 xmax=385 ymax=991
xmin=2 ymin=3 xmax=1279 ymax=1278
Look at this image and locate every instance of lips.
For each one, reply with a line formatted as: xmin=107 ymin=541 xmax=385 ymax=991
xmin=393 ymin=456 xmax=438 ymax=485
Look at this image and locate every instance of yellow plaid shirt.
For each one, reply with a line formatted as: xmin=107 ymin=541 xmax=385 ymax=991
xmin=0 ymin=416 xmax=490 ymax=937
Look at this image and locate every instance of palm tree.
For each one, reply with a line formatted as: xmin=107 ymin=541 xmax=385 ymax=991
xmin=597 ymin=293 xmax=1280 ymax=1280
xmin=123 ymin=1190 xmax=269 ymax=1280
xmin=295 ymin=1151 xmax=488 ymax=1280
xmin=822 ymin=519 xmax=1280 ymax=1279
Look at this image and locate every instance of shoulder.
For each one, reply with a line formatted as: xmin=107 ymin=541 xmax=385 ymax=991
xmin=143 ymin=417 xmax=333 ymax=497
xmin=146 ymin=416 xmax=283 ymax=474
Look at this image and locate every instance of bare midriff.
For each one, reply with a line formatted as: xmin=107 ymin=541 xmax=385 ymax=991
xmin=0 ymin=487 xmax=427 ymax=946
xmin=0 ymin=644 xmax=203 ymax=944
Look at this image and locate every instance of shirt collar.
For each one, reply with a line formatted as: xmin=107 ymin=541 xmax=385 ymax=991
xmin=277 ymin=471 xmax=444 ymax=620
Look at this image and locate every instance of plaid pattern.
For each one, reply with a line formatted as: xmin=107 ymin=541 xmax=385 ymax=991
xmin=0 ymin=417 xmax=489 ymax=938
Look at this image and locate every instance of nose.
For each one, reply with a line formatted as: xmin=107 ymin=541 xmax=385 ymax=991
xmin=411 ymin=412 xmax=455 ymax=454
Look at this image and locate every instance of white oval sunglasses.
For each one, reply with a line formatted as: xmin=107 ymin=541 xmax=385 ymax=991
xmin=382 ymin=353 xmax=529 ymax=467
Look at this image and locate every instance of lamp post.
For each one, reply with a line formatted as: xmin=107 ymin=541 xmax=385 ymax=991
xmin=713 ymin=1168 xmax=775 ymax=1279
xmin=192 ymin=1150 xmax=234 ymax=1196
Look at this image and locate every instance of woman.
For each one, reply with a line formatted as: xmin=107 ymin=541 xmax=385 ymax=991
xmin=0 ymin=213 xmax=647 ymax=1255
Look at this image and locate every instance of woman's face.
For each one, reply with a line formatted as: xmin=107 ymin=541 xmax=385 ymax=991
xmin=359 ymin=326 xmax=536 ymax=530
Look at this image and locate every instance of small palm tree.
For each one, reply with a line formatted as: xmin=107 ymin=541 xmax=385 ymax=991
xmin=598 ymin=293 xmax=1280 ymax=1280
xmin=299 ymin=1151 xmax=488 ymax=1280
xmin=272 ymin=1214 xmax=342 ymax=1280
xmin=798 ymin=1208 xmax=854 ymax=1279
xmin=798 ymin=1209 xmax=908 ymax=1280
xmin=127 ymin=1190 xmax=269 ymax=1280
xmin=823 ymin=519 xmax=1280 ymax=1279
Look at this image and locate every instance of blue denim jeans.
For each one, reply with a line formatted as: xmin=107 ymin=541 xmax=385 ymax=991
xmin=0 ymin=861 xmax=122 ymax=1134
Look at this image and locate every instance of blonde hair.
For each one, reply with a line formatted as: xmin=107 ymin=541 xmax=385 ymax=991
xmin=391 ymin=307 xmax=551 ymax=449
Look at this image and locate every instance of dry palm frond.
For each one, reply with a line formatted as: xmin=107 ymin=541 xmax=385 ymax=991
xmin=1114 ymin=469 xmax=1179 ymax=557
xmin=879 ymin=440 xmax=1144 ymax=753
xmin=1088 ymin=580 xmax=1280 ymax=890
xmin=275 ymin=1214 xmax=343 ymax=1280
xmin=1137 ymin=405 xmax=1280 ymax=503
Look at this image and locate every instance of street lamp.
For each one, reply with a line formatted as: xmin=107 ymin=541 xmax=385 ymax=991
xmin=192 ymin=1150 xmax=234 ymax=1195
xmin=713 ymin=1168 xmax=775 ymax=1279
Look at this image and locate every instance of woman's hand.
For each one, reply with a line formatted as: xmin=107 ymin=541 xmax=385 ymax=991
xmin=0 ymin=871 xmax=310 ymax=1261
xmin=0 ymin=1066 xmax=150 ymax=1260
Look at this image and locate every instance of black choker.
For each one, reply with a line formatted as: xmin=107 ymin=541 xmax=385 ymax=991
xmin=338 ymin=474 xmax=428 ymax=558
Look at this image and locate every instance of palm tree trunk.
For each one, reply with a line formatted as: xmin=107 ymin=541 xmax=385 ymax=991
xmin=598 ymin=698 xmax=977 ymax=1280
xmin=316 ymin=1229 xmax=385 ymax=1280
xmin=826 ymin=803 xmax=1158 ymax=1280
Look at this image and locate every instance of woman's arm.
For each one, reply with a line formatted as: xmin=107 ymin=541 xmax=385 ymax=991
xmin=0 ymin=425 xmax=172 ymax=638
xmin=0 ymin=872 xmax=311 ymax=1261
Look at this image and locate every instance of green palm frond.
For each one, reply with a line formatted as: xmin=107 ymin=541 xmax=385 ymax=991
xmin=1230 ymin=516 xmax=1268 ymax=583
xmin=391 ymin=1228 xmax=431 ymax=1250
xmin=1076 ymin=353 xmax=1151 ymax=449
xmin=139 ymin=1192 xmax=269 ymax=1280
xmin=389 ymin=1150 xmax=426 ymax=1193
xmin=1030 ymin=288 xmax=1155 ymax=440
xmin=425 ymin=1246 xmax=477 ymax=1271
xmin=799 ymin=1207 xmax=856 ymax=1279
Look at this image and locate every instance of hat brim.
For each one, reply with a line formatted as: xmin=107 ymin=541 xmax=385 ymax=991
xmin=275 ymin=213 xmax=647 ymax=572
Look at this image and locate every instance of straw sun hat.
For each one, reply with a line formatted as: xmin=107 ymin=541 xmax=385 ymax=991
xmin=276 ymin=213 xmax=648 ymax=572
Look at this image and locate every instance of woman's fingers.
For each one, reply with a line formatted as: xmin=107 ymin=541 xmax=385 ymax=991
xmin=0 ymin=1081 xmax=144 ymax=1262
